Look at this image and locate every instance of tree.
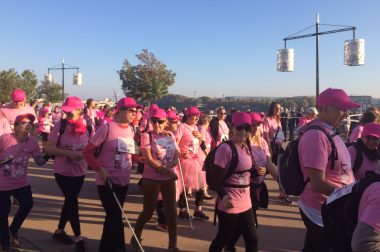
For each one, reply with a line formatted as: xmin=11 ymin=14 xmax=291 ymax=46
xmin=118 ymin=49 xmax=176 ymax=103
xmin=36 ymin=81 xmax=63 ymax=103
xmin=0 ymin=69 xmax=38 ymax=103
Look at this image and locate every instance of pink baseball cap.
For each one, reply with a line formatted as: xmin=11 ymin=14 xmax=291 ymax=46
xmin=11 ymin=89 xmax=26 ymax=102
xmin=149 ymin=104 xmax=159 ymax=111
xmin=116 ymin=97 xmax=139 ymax=110
xmin=232 ymin=112 xmax=251 ymax=126
xmin=317 ymin=88 xmax=360 ymax=110
xmin=167 ymin=110 xmax=180 ymax=121
xmin=185 ymin=106 xmax=201 ymax=116
xmin=61 ymin=96 xmax=83 ymax=113
xmin=250 ymin=112 xmax=263 ymax=125
xmin=149 ymin=108 xmax=167 ymax=120
xmin=41 ymin=107 xmax=50 ymax=113
xmin=362 ymin=123 xmax=380 ymax=139
xmin=15 ymin=113 xmax=35 ymax=123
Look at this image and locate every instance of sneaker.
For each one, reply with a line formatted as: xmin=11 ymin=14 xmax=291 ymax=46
xmin=278 ymin=195 xmax=292 ymax=205
xmin=75 ymin=240 xmax=86 ymax=252
xmin=178 ymin=210 xmax=193 ymax=221
xmin=52 ymin=230 xmax=74 ymax=245
xmin=193 ymin=210 xmax=209 ymax=220
xmin=156 ymin=223 xmax=168 ymax=232
xmin=130 ymin=236 xmax=143 ymax=252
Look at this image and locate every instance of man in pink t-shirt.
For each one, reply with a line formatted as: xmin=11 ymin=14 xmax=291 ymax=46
xmin=298 ymin=88 xmax=359 ymax=252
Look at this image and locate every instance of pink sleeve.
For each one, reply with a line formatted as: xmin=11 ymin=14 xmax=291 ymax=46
xmin=349 ymin=127 xmax=361 ymax=143
xmin=262 ymin=140 xmax=271 ymax=156
xmin=48 ymin=120 xmax=61 ymax=142
xmin=175 ymin=125 xmax=184 ymax=142
xmin=214 ymin=143 xmax=232 ymax=169
xmin=140 ymin=133 xmax=151 ymax=149
xmin=299 ymin=130 xmax=331 ymax=170
xmin=90 ymin=124 xmax=108 ymax=147
xmin=82 ymin=143 xmax=101 ymax=171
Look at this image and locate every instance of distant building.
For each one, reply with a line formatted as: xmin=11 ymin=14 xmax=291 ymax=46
xmin=349 ymin=96 xmax=373 ymax=112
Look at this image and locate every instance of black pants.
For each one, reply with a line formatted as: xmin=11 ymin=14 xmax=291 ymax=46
xmin=178 ymin=190 xmax=204 ymax=209
xmin=98 ymin=183 xmax=129 ymax=252
xmin=55 ymin=173 xmax=85 ymax=237
xmin=209 ymin=208 xmax=258 ymax=252
xmin=156 ymin=200 xmax=166 ymax=224
xmin=0 ymin=185 xmax=33 ymax=248
xmin=300 ymin=209 xmax=333 ymax=252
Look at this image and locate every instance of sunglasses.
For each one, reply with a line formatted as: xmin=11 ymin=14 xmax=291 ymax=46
xmin=15 ymin=121 xmax=33 ymax=126
xmin=151 ymin=119 xmax=165 ymax=125
xmin=236 ymin=123 xmax=251 ymax=132
xmin=119 ymin=107 xmax=137 ymax=113
xmin=169 ymin=120 xmax=178 ymax=124
xmin=366 ymin=135 xmax=380 ymax=142
xmin=218 ymin=112 xmax=227 ymax=115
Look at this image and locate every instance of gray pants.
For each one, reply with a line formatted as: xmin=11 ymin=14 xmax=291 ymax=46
xmin=352 ymin=222 xmax=380 ymax=252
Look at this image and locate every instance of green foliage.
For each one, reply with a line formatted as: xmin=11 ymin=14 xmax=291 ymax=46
xmin=118 ymin=49 xmax=176 ymax=103
xmin=0 ymin=69 xmax=38 ymax=103
xmin=36 ymin=81 xmax=63 ymax=103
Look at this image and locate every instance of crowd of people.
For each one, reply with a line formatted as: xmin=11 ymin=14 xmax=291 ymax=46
xmin=0 ymin=87 xmax=380 ymax=252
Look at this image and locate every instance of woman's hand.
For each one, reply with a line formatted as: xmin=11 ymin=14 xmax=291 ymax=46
xmin=98 ymin=167 xmax=109 ymax=183
xmin=67 ymin=151 xmax=82 ymax=161
xmin=257 ymin=166 xmax=267 ymax=176
xmin=159 ymin=167 xmax=178 ymax=181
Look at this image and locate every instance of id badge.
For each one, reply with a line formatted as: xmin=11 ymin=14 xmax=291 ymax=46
xmin=155 ymin=137 xmax=176 ymax=150
xmin=118 ymin=137 xmax=135 ymax=154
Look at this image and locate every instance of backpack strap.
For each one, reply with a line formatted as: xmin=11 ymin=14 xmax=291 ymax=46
xmin=352 ymin=142 xmax=363 ymax=174
xmin=56 ymin=119 xmax=67 ymax=148
xmin=222 ymin=141 xmax=239 ymax=182
xmin=303 ymin=125 xmax=338 ymax=170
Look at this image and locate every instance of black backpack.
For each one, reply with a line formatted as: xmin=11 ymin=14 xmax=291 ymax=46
xmin=321 ymin=172 xmax=380 ymax=252
xmin=346 ymin=141 xmax=364 ymax=175
xmin=278 ymin=125 xmax=337 ymax=196
xmin=203 ymin=140 xmax=239 ymax=192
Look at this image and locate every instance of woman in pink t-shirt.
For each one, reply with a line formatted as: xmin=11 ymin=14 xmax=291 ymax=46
xmin=0 ymin=113 xmax=48 ymax=251
xmin=348 ymin=123 xmax=380 ymax=180
xmin=132 ymin=108 xmax=179 ymax=251
xmin=209 ymin=106 xmax=229 ymax=150
xmin=209 ymin=112 xmax=258 ymax=252
xmin=46 ymin=96 xmax=90 ymax=252
xmin=349 ymin=110 xmax=380 ymax=143
xmin=176 ymin=106 xmax=209 ymax=220
xmin=82 ymin=97 xmax=138 ymax=252
xmin=38 ymin=108 xmax=53 ymax=152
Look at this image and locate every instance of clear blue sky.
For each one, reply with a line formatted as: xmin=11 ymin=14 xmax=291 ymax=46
xmin=1 ymin=0 xmax=379 ymax=100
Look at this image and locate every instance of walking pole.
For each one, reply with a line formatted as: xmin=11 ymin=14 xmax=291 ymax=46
xmin=176 ymin=158 xmax=194 ymax=229
xmin=106 ymin=179 xmax=145 ymax=252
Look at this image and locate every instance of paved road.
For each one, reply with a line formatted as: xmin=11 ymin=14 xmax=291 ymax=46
xmin=9 ymin=160 xmax=305 ymax=252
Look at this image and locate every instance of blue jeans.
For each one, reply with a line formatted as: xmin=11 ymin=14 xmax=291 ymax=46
xmin=0 ymin=185 xmax=33 ymax=248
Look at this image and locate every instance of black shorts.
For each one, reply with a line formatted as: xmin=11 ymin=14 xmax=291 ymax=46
xmin=41 ymin=132 xmax=49 ymax=141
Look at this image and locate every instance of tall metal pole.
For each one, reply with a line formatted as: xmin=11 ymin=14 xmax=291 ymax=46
xmin=62 ymin=59 xmax=65 ymax=102
xmin=316 ymin=13 xmax=320 ymax=99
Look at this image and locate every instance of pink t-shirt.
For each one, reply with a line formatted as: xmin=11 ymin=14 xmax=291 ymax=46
xmin=0 ymin=117 xmax=12 ymax=136
xmin=263 ymin=117 xmax=281 ymax=141
xmin=298 ymin=117 xmax=312 ymax=128
xmin=214 ymin=143 xmax=252 ymax=214
xmin=39 ymin=118 xmax=52 ymax=133
xmin=49 ymin=120 xmax=90 ymax=177
xmin=90 ymin=122 xmax=134 ymax=186
xmin=348 ymin=145 xmax=378 ymax=180
xmin=217 ymin=120 xmax=229 ymax=145
xmin=141 ymin=132 xmax=177 ymax=181
xmin=0 ymin=104 xmax=37 ymax=131
xmin=251 ymin=139 xmax=270 ymax=184
xmin=299 ymin=120 xmax=355 ymax=210
xmin=0 ymin=133 xmax=42 ymax=191
xmin=176 ymin=123 xmax=200 ymax=158
xmin=358 ymin=182 xmax=380 ymax=232
xmin=349 ymin=125 xmax=364 ymax=143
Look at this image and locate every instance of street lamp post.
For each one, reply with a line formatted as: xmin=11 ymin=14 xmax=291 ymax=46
xmin=277 ymin=14 xmax=365 ymax=99
xmin=45 ymin=59 xmax=82 ymax=102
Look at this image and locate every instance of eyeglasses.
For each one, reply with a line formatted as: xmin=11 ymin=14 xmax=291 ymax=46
xmin=119 ymin=107 xmax=137 ymax=113
xmin=128 ymin=109 xmax=137 ymax=114
xmin=218 ymin=112 xmax=226 ymax=115
xmin=169 ymin=120 xmax=178 ymax=124
xmin=236 ymin=123 xmax=251 ymax=132
xmin=366 ymin=135 xmax=380 ymax=142
xmin=151 ymin=119 xmax=165 ymax=125
xmin=15 ymin=121 xmax=33 ymax=126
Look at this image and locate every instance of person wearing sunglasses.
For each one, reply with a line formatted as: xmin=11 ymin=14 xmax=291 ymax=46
xmin=166 ymin=110 xmax=180 ymax=134
xmin=209 ymin=112 xmax=258 ymax=252
xmin=132 ymin=108 xmax=179 ymax=252
xmin=209 ymin=107 xmax=229 ymax=150
xmin=176 ymin=106 xmax=209 ymax=221
xmin=0 ymin=113 xmax=49 ymax=251
xmin=46 ymin=96 xmax=91 ymax=252
xmin=348 ymin=123 xmax=380 ymax=180
xmin=83 ymin=97 xmax=138 ymax=252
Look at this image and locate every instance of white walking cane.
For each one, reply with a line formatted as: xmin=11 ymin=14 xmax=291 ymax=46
xmin=176 ymin=158 xmax=194 ymax=229
xmin=106 ymin=179 xmax=144 ymax=252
